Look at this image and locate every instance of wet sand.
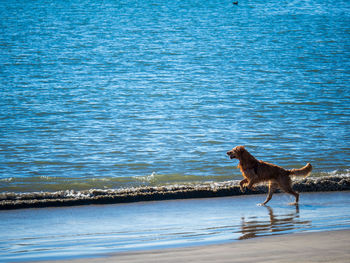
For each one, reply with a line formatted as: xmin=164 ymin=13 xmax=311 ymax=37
xmin=3 ymin=191 xmax=350 ymax=262
xmin=32 ymin=230 xmax=350 ymax=263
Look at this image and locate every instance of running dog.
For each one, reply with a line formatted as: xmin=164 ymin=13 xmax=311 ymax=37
xmin=227 ymin=146 xmax=312 ymax=205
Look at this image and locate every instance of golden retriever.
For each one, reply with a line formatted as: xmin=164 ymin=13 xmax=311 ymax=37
xmin=227 ymin=146 xmax=312 ymax=205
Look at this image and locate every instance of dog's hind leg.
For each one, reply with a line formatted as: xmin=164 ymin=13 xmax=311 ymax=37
xmin=280 ymin=182 xmax=299 ymax=205
xmin=258 ymin=181 xmax=277 ymax=206
xmin=288 ymin=189 xmax=299 ymax=205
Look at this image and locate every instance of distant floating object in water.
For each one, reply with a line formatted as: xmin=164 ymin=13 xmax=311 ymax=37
xmin=233 ymin=1 xmax=238 ymax=5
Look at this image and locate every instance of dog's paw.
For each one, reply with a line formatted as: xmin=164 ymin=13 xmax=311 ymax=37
xmin=257 ymin=203 xmax=266 ymax=207
xmin=288 ymin=202 xmax=298 ymax=206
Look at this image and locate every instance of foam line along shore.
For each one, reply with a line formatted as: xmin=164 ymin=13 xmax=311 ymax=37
xmin=1 ymin=175 xmax=349 ymax=210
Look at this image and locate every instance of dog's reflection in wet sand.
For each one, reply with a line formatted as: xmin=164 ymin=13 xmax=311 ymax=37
xmin=239 ymin=205 xmax=311 ymax=240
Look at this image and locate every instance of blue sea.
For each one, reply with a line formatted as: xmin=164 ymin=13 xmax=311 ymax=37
xmin=0 ymin=0 xmax=349 ymax=194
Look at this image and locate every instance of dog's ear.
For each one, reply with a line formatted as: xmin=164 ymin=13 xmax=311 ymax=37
xmin=235 ymin=146 xmax=245 ymax=152
xmin=234 ymin=146 xmax=245 ymax=157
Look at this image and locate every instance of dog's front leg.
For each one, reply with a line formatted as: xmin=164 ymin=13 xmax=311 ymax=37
xmin=239 ymin=178 xmax=248 ymax=192
xmin=258 ymin=182 xmax=277 ymax=206
xmin=246 ymin=179 xmax=257 ymax=190
xmin=244 ymin=169 xmax=258 ymax=191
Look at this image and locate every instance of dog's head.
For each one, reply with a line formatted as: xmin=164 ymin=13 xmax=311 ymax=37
xmin=227 ymin=146 xmax=245 ymax=160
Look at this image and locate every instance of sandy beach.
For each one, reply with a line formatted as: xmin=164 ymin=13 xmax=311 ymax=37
xmin=31 ymin=229 xmax=350 ymax=263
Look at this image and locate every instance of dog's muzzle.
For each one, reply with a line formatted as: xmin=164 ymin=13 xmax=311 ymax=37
xmin=227 ymin=152 xmax=236 ymax=159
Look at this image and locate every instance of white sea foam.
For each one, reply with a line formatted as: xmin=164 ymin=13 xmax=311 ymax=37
xmin=314 ymin=169 xmax=350 ymax=178
xmin=64 ymin=190 xmax=92 ymax=199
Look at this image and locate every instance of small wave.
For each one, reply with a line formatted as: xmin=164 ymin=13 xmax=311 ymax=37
xmin=0 ymin=173 xmax=235 ymax=193
xmin=327 ymin=169 xmax=350 ymax=177
xmin=134 ymin=172 xmax=231 ymax=184
xmin=1 ymin=175 xmax=350 ymax=210
xmin=135 ymin=172 xmax=161 ymax=183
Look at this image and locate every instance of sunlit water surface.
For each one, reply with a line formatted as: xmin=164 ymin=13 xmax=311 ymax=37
xmin=1 ymin=192 xmax=350 ymax=262
xmin=0 ymin=0 xmax=349 ymax=190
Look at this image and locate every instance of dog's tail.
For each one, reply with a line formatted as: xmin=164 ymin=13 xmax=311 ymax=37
xmin=289 ymin=163 xmax=312 ymax=177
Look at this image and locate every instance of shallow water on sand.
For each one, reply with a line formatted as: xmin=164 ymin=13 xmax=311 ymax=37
xmin=1 ymin=0 xmax=350 ymax=193
xmin=1 ymin=191 xmax=350 ymax=262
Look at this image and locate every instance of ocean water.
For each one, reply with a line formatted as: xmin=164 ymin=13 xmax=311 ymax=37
xmin=1 ymin=0 xmax=350 ymax=193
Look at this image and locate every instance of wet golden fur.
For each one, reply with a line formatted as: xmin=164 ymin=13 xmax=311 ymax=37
xmin=227 ymin=146 xmax=312 ymax=205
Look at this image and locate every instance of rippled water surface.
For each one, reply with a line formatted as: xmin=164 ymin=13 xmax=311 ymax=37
xmin=0 ymin=0 xmax=349 ymax=192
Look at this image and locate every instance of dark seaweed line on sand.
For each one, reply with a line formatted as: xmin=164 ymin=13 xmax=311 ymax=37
xmin=1 ymin=176 xmax=349 ymax=210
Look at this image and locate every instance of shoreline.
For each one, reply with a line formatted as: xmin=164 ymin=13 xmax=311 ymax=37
xmin=30 ymin=229 xmax=350 ymax=263
xmin=2 ymin=175 xmax=350 ymax=210
xmin=3 ymin=191 xmax=350 ymax=262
